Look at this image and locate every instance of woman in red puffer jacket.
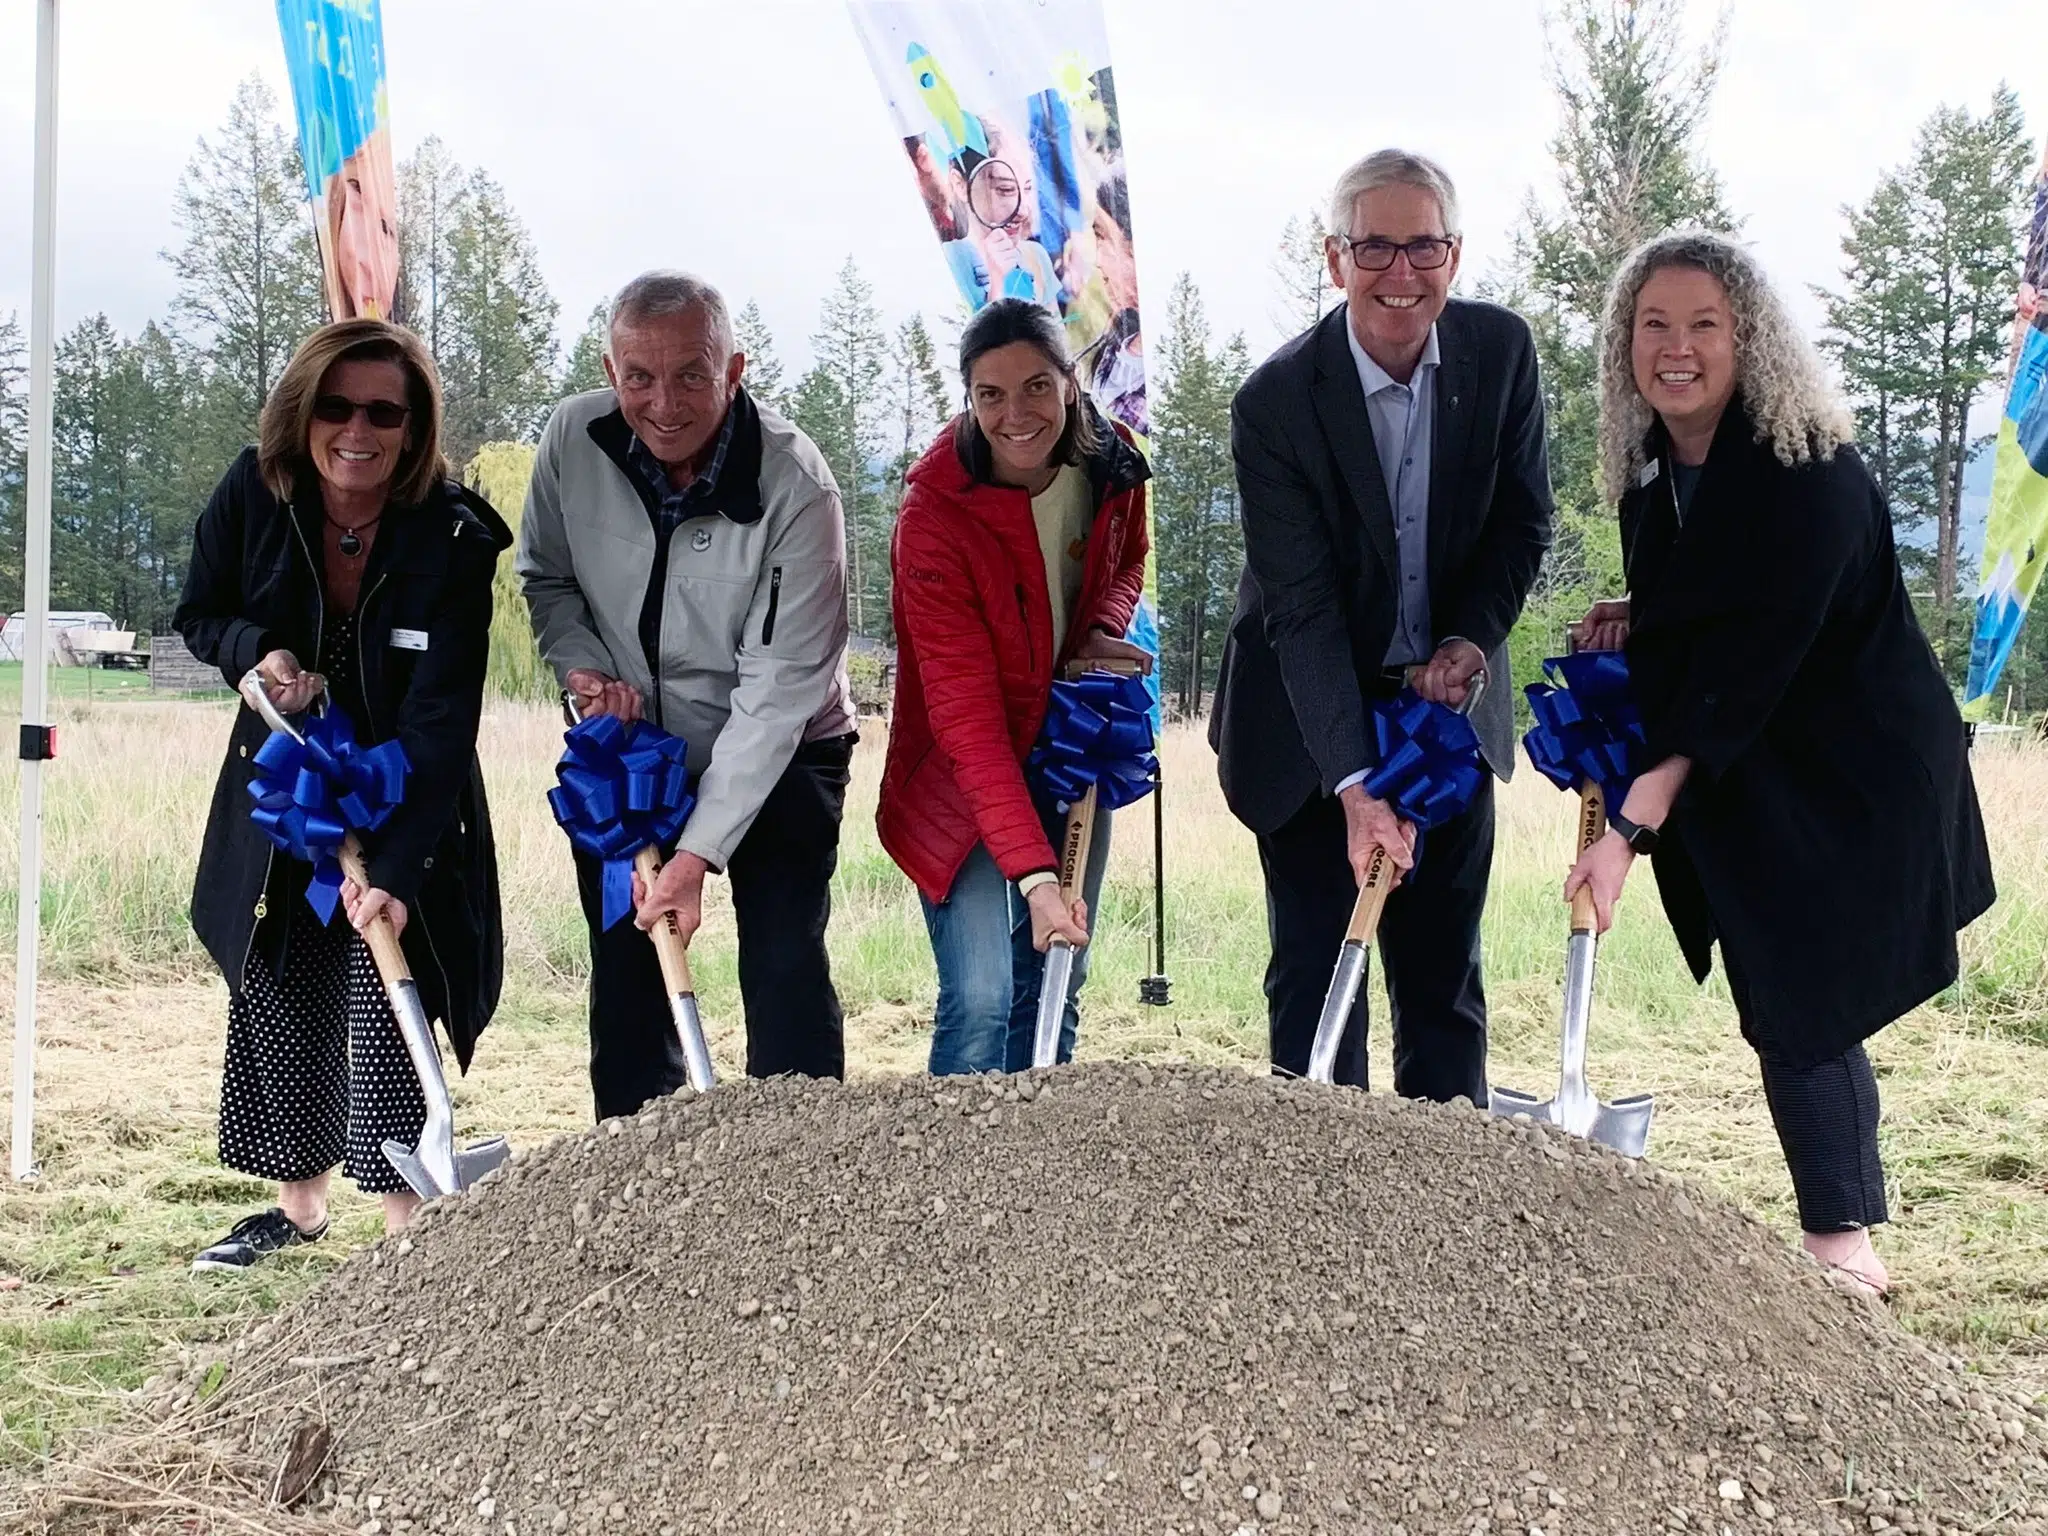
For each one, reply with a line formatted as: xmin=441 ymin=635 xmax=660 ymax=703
xmin=879 ymin=299 xmax=1151 ymax=1076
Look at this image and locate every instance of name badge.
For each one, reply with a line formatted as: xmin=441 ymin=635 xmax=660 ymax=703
xmin=389 ymin=628 xmax=429 ymax=652
xmin=1638 ymin=459 xmax=1661 ymax=488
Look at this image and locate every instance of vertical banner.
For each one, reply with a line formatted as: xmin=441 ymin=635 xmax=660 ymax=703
xmin=276 ymin=0 xmax=400 ymax=323
xmin=1964 ymin=139 xmax=2048 ymax=716
xmin=848 ymin=0 xmax=1149 ymax=448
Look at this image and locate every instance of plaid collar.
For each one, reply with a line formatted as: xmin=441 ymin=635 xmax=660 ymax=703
xmin=625 ymin=403 xmax=737 ymax=533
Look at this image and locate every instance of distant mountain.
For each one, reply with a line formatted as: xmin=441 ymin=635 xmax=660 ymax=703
xmin=1898 ymin=437 xmax=1996 ymax=565
xmin=1960 ymin=436 xmax=1995 ymax=567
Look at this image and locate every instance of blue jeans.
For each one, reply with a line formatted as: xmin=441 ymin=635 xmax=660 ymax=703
xmin=921 ymin=802 xmax=1114 ymax=1075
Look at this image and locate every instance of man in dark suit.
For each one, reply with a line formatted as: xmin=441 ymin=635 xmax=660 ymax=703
xmin=1209 ymin=149 xmax=1553 ymax=1102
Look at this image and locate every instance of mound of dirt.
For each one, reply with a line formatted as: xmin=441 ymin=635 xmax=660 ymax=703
xmin=176 ymin=1065 xmax=2046 ymax=1535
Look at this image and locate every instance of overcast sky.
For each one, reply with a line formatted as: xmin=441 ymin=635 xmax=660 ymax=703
xmin=0 ymin=0 xmax=2036 ymax=384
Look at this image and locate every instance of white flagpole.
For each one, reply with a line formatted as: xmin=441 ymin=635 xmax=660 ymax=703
xmin=12 ymin=0 xmax=61 ymax=1182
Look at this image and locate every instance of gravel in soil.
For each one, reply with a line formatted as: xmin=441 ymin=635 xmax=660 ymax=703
xmin=165 ymin=1065 xmax=2048 ymax=1534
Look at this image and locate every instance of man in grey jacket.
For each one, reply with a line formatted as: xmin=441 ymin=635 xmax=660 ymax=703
xmin=518 ymin=270 xmax=856 ymax=1115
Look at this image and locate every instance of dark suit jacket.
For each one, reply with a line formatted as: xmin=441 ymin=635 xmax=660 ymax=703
xmin=1210 ymin=300 xmax=1554 ymax=834
xmin=1623 ymin=399 xmax=1995 ymax=1066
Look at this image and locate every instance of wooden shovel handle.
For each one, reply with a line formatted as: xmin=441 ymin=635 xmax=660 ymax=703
xmin=334 ymin=835 xmax=411 ymax=986
xmin=1061 ymin=656 xmax=1148 ymax=681
xmin=635 ymin=844 xmax=696 ymax=996
xmin=1057 ymin=784 xmax=1099 ymax=904
xmin=1571 ymin=781 xmax=1607 ymax=934
xmin=1345 ymin=842 xmax=1397 ymax=945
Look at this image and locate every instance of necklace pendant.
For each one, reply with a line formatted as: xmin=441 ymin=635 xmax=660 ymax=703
xmin=339 ymin=529 xmax=362 ymax=558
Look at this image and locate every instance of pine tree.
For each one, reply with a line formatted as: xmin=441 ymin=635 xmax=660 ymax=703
xmin=1902 ymin=88 xmax=2032 ymax=620
xmin=0 ymin=313 xmax=25 ymax=609
xmin=1489 ymin=0 xmax=1733 ymax=699
xmin=561 ymin=302 xmax=610 ymax=397
xmin=1271 ymin=211 xmax=1334 ymax=340
xmin=1150 ymin=275 xmax=1248 ymax=714
xmin=162 ymin=75 xmax=325 ymax=451
xmin=439 ymin=169 xmax=561 ymax=466
xmin=805 ymin=260 xmax=890 ymax=637
xmin=1821 ymin=87 xmax=2031 ymax=666
xmin=734 ymin=300 xmax=789 ymax=415
xmin=396 ymin=135 xmax=469 ymax=367
xmin=1818 ymin=173 xmax=1939 ymax=565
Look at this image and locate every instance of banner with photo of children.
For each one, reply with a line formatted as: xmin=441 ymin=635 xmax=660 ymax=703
xmin=275 ymin=0 xmax=401 ymax=324
xmin=1965 ymin=135 xmax=2048 ymax=715
xmin=849 ymin=0 xmax=1149 ymax=446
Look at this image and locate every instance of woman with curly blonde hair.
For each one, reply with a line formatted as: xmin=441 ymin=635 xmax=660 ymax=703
xmin=1565 ymin=231 xmax=1994 ymax=1299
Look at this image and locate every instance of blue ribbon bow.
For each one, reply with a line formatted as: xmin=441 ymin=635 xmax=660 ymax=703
xmin=547 ymin=714 xmax=695 ymax=930
xmin=1364 ymin=692 xmax=1488 ymax=837
xmin=1027 ymin=671 xmax=1159 ymax=813
xmin=246 ymin=706 xmax=409 ymax=924
xmin=1522 ymin=651 xmax=1646 ymax=801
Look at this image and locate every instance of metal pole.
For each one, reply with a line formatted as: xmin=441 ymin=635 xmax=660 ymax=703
xmin=13 ymin=0 xmax=60 ymax=1182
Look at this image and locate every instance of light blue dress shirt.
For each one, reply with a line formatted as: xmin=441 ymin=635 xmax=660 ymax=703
xmin=1336 ymin=320 xmax=1440 ymax=794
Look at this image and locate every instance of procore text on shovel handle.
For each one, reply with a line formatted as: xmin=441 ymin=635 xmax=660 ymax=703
xmin=1571 ymin=781 xmax=1607 ymax=936
xmin=1344 ymin=844 xmax=1395 ymax=946
xmin=635 ymin=845 xmax=697 ymax=999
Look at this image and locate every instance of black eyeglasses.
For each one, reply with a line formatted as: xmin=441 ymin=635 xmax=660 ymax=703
xmin=1334 ymin=235 xmax=1457 ymax=272
xmin=312 ymin=394 xmax=410 ymax=429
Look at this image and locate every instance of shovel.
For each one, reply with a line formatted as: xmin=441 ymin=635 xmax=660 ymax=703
xmin=238 ymin=670 xmax=510 ymax=1199
xmin=1304 ymin=674 xmax=1487 ymax=1086
xmin=1030 ymin=657 xmax=1148 ymax=1070
xmin=561 ymin=695 xmax=716 ymax=1094
xmin=1488 ymin=778 xmax=1656 ymax=1156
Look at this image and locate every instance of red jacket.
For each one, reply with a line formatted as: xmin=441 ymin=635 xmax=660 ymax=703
xmin=879 ymin=413 xmax=1151 ymax=903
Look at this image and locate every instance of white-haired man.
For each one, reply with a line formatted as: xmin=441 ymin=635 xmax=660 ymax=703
xmin=518 ymin=270 xmax=855 ymax=1117
xmin=1210 ymin=150 xmax=1554 ymax=1101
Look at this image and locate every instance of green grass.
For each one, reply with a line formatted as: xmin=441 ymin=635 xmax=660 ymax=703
xmin=0 ymin=698 xmax=2043 ymax=1469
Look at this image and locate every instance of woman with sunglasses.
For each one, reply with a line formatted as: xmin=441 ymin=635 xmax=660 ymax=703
xmin=175 ymin=318 xmax=512 ymax=1270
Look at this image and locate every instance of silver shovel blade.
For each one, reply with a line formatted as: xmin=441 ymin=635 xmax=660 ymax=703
xmin=1489 ymin=932 xmax=1655 ymax=1157
xmin=1032 ymin=941 xmax=1077 ymax=1069
xmin=380 ymin=975 xmax=512 ymax=1198
xmin=1306 ymin=942 xmax=1369 ymax=1085
xmin=383 ymin=1134 xmax=511 ymax=1200
xmin=1590 ymin=1095 xmax=1655 ymax=1159
xmin=671 ymin=991 xmax=717 ymax=1094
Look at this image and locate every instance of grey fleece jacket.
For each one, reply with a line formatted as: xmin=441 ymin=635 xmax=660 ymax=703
xmin=516 ymin=387 xmax=854 ymax=870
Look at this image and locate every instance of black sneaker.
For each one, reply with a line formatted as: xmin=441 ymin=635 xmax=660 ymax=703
xmin=191 ymin=1207 xmax=328 ymax=1273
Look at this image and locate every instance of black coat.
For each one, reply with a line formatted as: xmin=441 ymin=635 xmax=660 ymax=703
xmin=1622 ymin=399 xmax=1996 ymax=1066
xmin=175 ymin=448 xmax=512 ymax=1069
xmin=1209 ymin=301 xmax=1555 ymax=832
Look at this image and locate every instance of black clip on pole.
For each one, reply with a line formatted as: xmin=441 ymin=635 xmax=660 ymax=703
xmin=1137 ymin=754 xmax=1171 ymax=1008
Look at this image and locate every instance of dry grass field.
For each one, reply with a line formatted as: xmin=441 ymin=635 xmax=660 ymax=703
xmin=1 ymin=692 xmax=2044 ymax=1465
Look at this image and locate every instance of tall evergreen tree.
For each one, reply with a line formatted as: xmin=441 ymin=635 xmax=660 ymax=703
xmin=396 ymin=134 xmax=469 ymax=367
xmin=560 ymin=301 xmax=610 ymax=397
xmin=734 ymin=300 xmax=790 ymax=415
xmin=1902 ymin=88 xmax=2032 ymax=618
xmin=1150 ymin=275 xmax=1248 ymax=714
xmin=161 ymin=75 xmax=325 ymax=453
xmin=0 ymin=313 xmax=25 ymax=609
xmin=1821 ymin=87 xmax=2031 ymax=665
xmin=1495 ymin=0 xmax=1733 ymax=693
xmin=1818 ymin=173 xmax=1939 ymax=565
xmin=804 ymin=259 xmax=890 ymax=637
xmin=1271 ymin=211 xmax=1334 ymax=340
xmin=439 ymin=169 xmax=561 ymax=465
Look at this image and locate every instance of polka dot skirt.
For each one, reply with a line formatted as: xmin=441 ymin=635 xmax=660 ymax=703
xmin=220 ymin=908 xmax=428 ymax=1196
xmin=218 ymin=608 xmax=426 ymax=1196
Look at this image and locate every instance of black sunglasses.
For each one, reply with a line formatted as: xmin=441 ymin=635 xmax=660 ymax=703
xmin=312 ymin=394 xmax=410 ymax=429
